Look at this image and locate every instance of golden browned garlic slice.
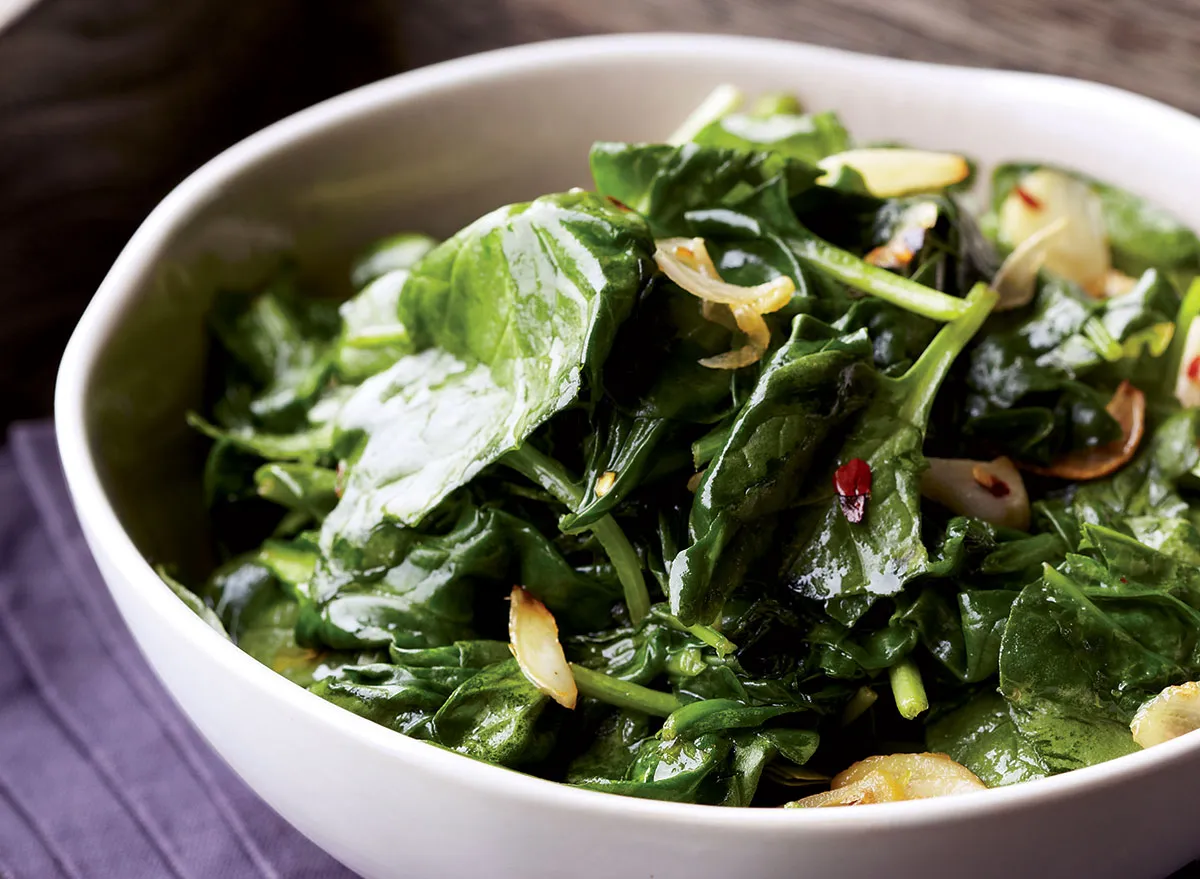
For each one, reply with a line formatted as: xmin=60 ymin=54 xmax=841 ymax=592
xmin=1021 ymin=381 xmax=1145 ymax=481
xmin=866 ymin=202 xmax=940 ymax=271
xmin=653 ymin=237 xmax=794 ymax=369
xmin=921 ymin=456 xmax=1030 ymax=530
xmin=997 ymin=169 xmax=1110 ymax=297
xmin=509 ymin=586 xmax=577 ymax=709
xmin=1103 ymin=269 xmax=1139 ymax=299
xmin=991 ymin=217 xmax=1068 ymax=311
xmin=1174 ymin=321 xmax=1200 ymax=409
xmin=1132 ymin=681 xmax=1200 ymax=749
xmin=817 ymin=149 xmax=970 ymax=198
xmin=785 ymin=753 xmax=985 ymax=808
xmin=594 ymin=471 xmax=617 ymax=498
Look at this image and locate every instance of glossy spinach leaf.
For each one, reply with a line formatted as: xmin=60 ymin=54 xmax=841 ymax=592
xmin=927 ymin=692 xmax=1050 ymax=787
xmin=964 ymin=271 xmax=1176 ymax=462
xmin=207 ymin=277 xmax=341 ymax=429
xmin=569 ymin=732 xmax=732 ymax=802
xmin=590 ymin=142 xmax=820 ymax=239
xmin=324 ymin=192 xmax=652 ymax=547
xmin=998 ymin=534 xmax=1200 ymax=772
xmin=431 ymin=658 xmax=555 ymax=767
xmin=201 ymin=553 xmax=374 ymax=686
xmin=336 ymin=236 xmax=435 ymax=382
xmin=254 ymin=462 xmax=338 ymax=521
xmin=157 ymin=567 xmax=229 ymax=638
xmin=690 ymin=110 xmax=850 ymax=164
xmin=349 ymin=232 xmax=439 ymax=289
xmin=670 ymin=316 xmax=876 ymax=624
xmin=301 ymin=504 xmax=618 ymax=651
xmin=782 ymin=285 xmax=997 ymax=625
xmin=309 ymin=640 xmax=510 ymax=737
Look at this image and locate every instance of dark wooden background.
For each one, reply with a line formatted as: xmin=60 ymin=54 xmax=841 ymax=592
xmin=403 ymin=0 xmax=1200 ymax=116
xmin=2 ymin=0 xmax=1198 ymax=426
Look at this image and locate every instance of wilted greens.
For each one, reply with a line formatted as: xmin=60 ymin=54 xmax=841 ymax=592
xmin=169 ymin=86 xmax=1200 ymax=807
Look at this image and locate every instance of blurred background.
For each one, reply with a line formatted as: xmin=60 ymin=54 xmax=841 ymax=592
xmin=0 ymin=0 xmax=1195 ymax=428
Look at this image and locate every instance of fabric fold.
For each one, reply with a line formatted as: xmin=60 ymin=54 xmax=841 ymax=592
xmin=0 ymin=421 xmax=354 ymax=878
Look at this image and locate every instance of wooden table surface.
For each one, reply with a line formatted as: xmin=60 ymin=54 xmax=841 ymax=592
xmin=401 ymin=0 xmax=1200 ymax=116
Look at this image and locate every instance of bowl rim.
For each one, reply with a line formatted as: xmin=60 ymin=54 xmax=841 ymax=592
xmin=54 ymin=31 xmax=1200 ymax=832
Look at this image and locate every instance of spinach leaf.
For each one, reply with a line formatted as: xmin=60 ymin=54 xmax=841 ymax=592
xmin=1070 ymin=407 xmax=1200 ymax=532
xmin=590 ymin=142 xmax=819 ymax=239
xmin=188 ymin=408 xmax=338 ymax=464
xmin=254 ymin=462 xmax=338 ymax=522
xmin=350 ymin=232 xmax=439 ymax=289
xmin=782 ymin=284 xmax=997 ymax=625
xmin=309 ymin=640 xmax=510 ymax=737
xmin=431 ymin=658 xmax=555 ymax=767
xmin=998 ymin=535 xmax=1200 ymax=772
xmin=324 ymin=192 xmax=652 ymax=546
xmin=964 ymin=271 xmax=1176 ymax=462
xmin=157 ymin=567 xmax=229 ymax=638
xmin=690 ymin=110 xmax=850 ymax=164
xmin=567 ymin=621 xmax=672 ymax=686
xmin=301 ymin=503 xmax=618 ymax=651
xmin=207 ymin=277 xmax=342 ymax=429
xmin=569 ymin=733 xmax=731 ymax=802
xmin=669 ymin=316 xmax=876 ymax=624
xmin=336 ymin=235 xmax=435 ymax=383
xmin=927 ymin=692 xmax=1050 ymax=787
xmin=201 ymin=553 xmax=374 ymax=686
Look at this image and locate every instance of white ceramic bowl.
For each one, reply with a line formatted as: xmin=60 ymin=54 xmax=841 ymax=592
xmin=56 ymin=34 xmax=1200 ymax=879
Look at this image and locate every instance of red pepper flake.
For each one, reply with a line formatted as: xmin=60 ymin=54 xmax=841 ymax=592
xmin=1014 ymin=186 xmax=1042 ymax=210
xmin=1120 ymin=577 xmax=1129 ymax=584
xmin=1187 ymin=356 xmax=1200 ymax=382
xmin=971 ymin=464 xmax=1011 ymax=498
xmin=606 ymin=196 xmax=631 ymax=212
xmin=833 ymin=458 xmax=872 ymax=524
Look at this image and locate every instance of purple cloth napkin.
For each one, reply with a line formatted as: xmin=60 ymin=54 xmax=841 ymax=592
xmin=0 ymin=421 xmax=358 ymax=879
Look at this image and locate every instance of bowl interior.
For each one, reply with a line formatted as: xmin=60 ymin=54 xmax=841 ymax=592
xmin=80 ymin=34 xmax=1200 ymax=601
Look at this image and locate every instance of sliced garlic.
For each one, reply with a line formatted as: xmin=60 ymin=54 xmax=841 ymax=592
xmin=998 ymin=169 xmax=1110 ymax=297
xmin=866 ymin=202 xmax=940 ymax=271
xmin=817 ymin=149 xmax=970 ymax=198
xmin=921 ymin=456 xmax=1030 ymax=530
xmin=1103 ymin=269 xmax=1139 ymax=298
xmin=654 ymin=237 xmax=794 ymax=369
xmin=785 ymin=753 xmax=985 ymax=808
xmin=509 ymin=586 xmax=577 ymax=709
xmin=784 ymin=771 xmax=901 ymax=807
xmin=1132 ymin=681 xmax=1200 ymax=749
xmin=1174 ymin=321 xmax=1200 ymax=408
xmin=594 ymin=471 xmax=617 ymax=498
xmin=1021 ymin=381 xmax=1145 ymax=480
xmin=992 ymin=217 xmax=1068 ymax=311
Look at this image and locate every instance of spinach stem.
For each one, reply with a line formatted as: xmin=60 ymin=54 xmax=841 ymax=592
xmin=592 ymin=516 xmax=653 ymax=624
xmin=888 ymin=658 xmax=929 ymax=720
xmin=666 ymin=84 xmax=744 ymax=147
xmin=786 ymin=229 xmax=973 ymax=323
xmin=652 ymin=607 xmax=738 ymax=657
xmin=749 ymin=93 xmax=803 ymax=118
xmin=840 ymin=685 xmax=878 ymax=727
xmin=504 ymin=444 xmax=583 ymax=508
xmin=1082 ymin=317 xmax=1122 ymax=362
xmin=504 ymin=445 xmax=652 ymax=624
xmin=895 ymin=282 xmax=998 ymax=426
xmin=569 ymin=663 xmax=682 ymax=717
